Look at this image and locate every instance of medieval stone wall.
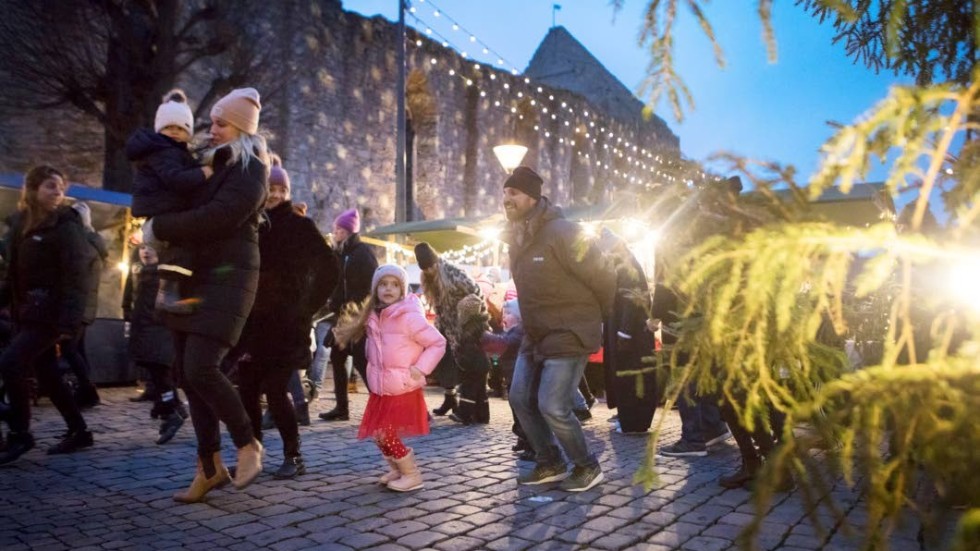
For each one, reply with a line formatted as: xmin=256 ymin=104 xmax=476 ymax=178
xmin=0 ymin=0 xmax=680 ymax=236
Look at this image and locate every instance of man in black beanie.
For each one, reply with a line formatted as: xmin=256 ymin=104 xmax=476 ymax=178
xmin=502 ymin=166 xmax=615 ymax=492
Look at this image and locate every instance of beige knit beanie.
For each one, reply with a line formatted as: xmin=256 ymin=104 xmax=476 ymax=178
xmin=210 ymin=87 xmax=261 ymax=135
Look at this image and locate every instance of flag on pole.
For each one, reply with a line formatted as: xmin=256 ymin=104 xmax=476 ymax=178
xmin=554 ymin=4 xmax=562 ymax=10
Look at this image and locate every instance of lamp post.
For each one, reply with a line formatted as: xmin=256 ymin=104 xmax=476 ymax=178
xmin=493 ymin=144 xmax=528 ymax=174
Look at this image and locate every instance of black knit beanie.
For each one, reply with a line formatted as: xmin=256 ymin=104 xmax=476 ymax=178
xmin=414 ymin=242 xmax=439 ymax=270
xmin=503 ymin=166 xmax=543 ymax=200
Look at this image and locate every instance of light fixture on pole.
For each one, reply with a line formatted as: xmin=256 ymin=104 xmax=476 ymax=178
xmin=493 ymin=144 xmax=528 ymax=173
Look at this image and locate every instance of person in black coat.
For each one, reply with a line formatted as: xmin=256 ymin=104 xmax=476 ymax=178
xmin=123 ymin=244 xmax=188 ymax=445
xmin=598 ymin=229 xmax=658 ymax=434
xmin=236 ymin=158 xmax=339 ymax=478
xmin=319 ymin=208 xmax=378 ymax=421
xmin=126 ymin=89 xmax=213 ymax=313
xmin=0 ymin=166 xmax=96 ymax=465
xmin=141 ymin=87 xmax=267 ymax=502
xmin=59 ymin=201 xmax=109 ymax=409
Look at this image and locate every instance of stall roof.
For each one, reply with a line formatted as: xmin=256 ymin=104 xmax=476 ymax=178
xmin=0 ymin=173 xmax=132 ymax=231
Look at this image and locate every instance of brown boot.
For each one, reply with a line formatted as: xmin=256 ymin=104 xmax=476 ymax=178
xmin=387 ymin=449 xmax=423 ymax=492
xmin=233 ymin=439 xmax=264 ymax=489
xmin=378 ymin=455 xmax=401 ymax=485
xmin=173 ymin=453 xmax=230 ymax=503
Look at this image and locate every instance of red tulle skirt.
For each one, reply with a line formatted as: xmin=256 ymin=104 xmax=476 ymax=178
xmin=357 ymin=388 xmax=430 ymax=440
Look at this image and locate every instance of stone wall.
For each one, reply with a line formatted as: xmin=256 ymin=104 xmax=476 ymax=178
xmin=0 ymin=0 xmax=680 ymax=235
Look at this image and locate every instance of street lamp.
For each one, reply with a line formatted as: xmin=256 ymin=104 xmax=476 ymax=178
xmin=493 ymin=144 xmax=528 ymax=173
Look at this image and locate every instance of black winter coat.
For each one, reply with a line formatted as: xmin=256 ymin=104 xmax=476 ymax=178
xmin=2 ymin=208 xmax=94 ymax=334
xmin=328 ymin=233 xmax=377 ymax=316
xmin=152 ymin=148 xmax=268 ymax=347
xmin=124 ymin=262 xmax=175 ymax=367
xmin=239 ymin=200 xmax=340 ymax=367
xmin=78 ymin=220 xmax=109 ymax=325
xmin=600 ymin=232 xmax=655 ymax=408
xmin=126 ymin=128 xmax=207 ymax=218
xmin=503 ymin=197 xmax=616 ymax=361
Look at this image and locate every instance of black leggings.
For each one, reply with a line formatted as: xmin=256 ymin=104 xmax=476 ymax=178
xmin=0 ymin=325 xmax=86 ymax=434
xmin=237 ymin=360 xmax=301 ymax=458
xmin=173 ymin=332 xmax=253 ymax=459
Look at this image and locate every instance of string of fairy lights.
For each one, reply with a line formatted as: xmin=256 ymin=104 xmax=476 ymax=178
xmin=403 ymin=0 xmax=713 ymax=191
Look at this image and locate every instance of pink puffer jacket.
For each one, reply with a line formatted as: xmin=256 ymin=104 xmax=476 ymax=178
xmin=365 ymin=293 xmax=446 ymax=396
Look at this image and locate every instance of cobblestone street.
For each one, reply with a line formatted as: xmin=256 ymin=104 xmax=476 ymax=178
xmin=0 ymin=386 xmax=931 ymax=550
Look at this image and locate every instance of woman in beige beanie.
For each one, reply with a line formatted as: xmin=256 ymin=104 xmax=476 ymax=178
xmin=142 ymin=87 xmax=270 ymax=502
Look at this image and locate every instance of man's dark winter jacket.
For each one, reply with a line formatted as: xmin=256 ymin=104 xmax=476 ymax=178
xmin=153 ymin=148 xmax=267 ymax=347
xmin=126 ymin=128 xmax=208 ymax=218
xmin=328 ymin=233 xmax=377 ymax=317
xmin=504 ymin=197 xmax=615 ymax=360
xmin=239 ymin=200 xmax=340 ymax=367
xmin=2 ymin=208 xmax=94 ymax=335
xmin=125 ymin=262 xmax=175 ymax=367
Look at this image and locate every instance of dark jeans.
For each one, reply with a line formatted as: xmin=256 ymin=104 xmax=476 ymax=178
xmin=329 ymin=338 xmax=368 ymax=412
xmin=174 ymin=332 xmax=253 ymax=458
xmin=678 ymin=384 xmax=727 ymax=444
xmin=238 ymin=360 xmax=300 ymax=458
xmin=60 ymin=326 xmax=94 ymax=390
xmin=0 ymin=325 xmax=86 ymax=434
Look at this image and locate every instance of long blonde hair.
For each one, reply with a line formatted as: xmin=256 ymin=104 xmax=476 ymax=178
xmin=332 ymin=295 xmax=375 ymax=350
xmin=201 ymin=133 xmax=269 ymax=170
xmin=18 ymin=165 xmax=65 ymax=235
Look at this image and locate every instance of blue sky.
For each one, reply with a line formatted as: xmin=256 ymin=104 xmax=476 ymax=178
xmin=344 ymin=0 xmax=906 ymax=186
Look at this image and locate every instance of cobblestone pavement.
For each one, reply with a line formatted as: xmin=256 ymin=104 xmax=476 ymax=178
xmin=0 ymin=386 xmax=933 ymax=550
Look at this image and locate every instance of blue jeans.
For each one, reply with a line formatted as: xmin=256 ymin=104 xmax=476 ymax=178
xmin=307 ymin=321 xmax=331 ymax=389
xmin=678 ymin=383 xmax=726 ymax=444
xmin=509 ymin=352 xmax=597 ymax=468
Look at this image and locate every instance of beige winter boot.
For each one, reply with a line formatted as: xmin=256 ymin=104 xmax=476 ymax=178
xmin=233 ymin=439 xmax=264 ymax=489
xmin=387 ymin=449 xmax=424 ymax=492
xmin=173 ymin=453 xmax=231 ymax=503
xmin=379 ymin=455 xmax=401 ymax=485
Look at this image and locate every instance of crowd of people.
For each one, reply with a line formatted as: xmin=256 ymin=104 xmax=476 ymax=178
xmin=0 ymin=85 xmax=784 ymax=501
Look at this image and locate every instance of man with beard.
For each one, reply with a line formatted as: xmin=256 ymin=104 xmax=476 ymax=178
xmin=236 ymin=157 xmax=339 ymax=478
xmin=502 ymin=166 xmax=615 ymax=492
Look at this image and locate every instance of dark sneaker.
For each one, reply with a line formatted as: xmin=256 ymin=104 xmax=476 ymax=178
xmin=75 ymin=384 xmax=101 ymax=409
xmin=318 ymin=408 xmax=349 ymax=421
xmin=156 ymin=413 xmax=185 ymax=445
xmin=518 ymin=449 xmax=537 ymax=462
xmin=0 ymin=432 xmax=35 ymax=466
xmin=273 ymin=456 xmax=306 ymax=479
xmin=560 ymin=464 xmax=604 ymax=492
xmin=47 ymin=430 xmax=94 ymax=455
xmin=573 ymin=409 xmax=592 ymax=422
xmin=517 ymin=462 xmax=568 ymax=485
xmin=705 ymin=427 xmax=732 ymax=447
xmin=658 ymin=439 xmax=708 ymax=457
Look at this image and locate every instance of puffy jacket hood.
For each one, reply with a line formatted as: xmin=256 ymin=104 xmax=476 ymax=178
xmin=125 ymin=128 xmax=187 ymax=161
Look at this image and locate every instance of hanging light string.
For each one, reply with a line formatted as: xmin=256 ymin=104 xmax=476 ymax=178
xmin=409 ymin=0 xmax=521 ymax=76
xmin=404 ymin=8 xmax=712 ymax=188
xmin=406 ymin=16 xmax=663 ymax=189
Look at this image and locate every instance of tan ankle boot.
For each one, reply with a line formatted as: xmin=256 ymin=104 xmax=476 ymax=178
xmin=379 ymin=455 xmax=401 ymax=485
xmin=387 ymin=449 xmax=423 ymax=492
xmin=173 ymin=453 xmax=230 ymax=503
xmin=233 ymin=439 xmax=264 ymax=489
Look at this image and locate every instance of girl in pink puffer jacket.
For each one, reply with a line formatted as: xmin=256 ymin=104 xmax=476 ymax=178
xmin=332 ymin=264 xmax=445 ymax=492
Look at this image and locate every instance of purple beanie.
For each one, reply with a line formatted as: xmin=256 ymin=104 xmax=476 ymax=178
xmin=334 ymin=208 xmax=360 ymax=234
xmin=268 ymin=155 xmax=290 ymax=190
